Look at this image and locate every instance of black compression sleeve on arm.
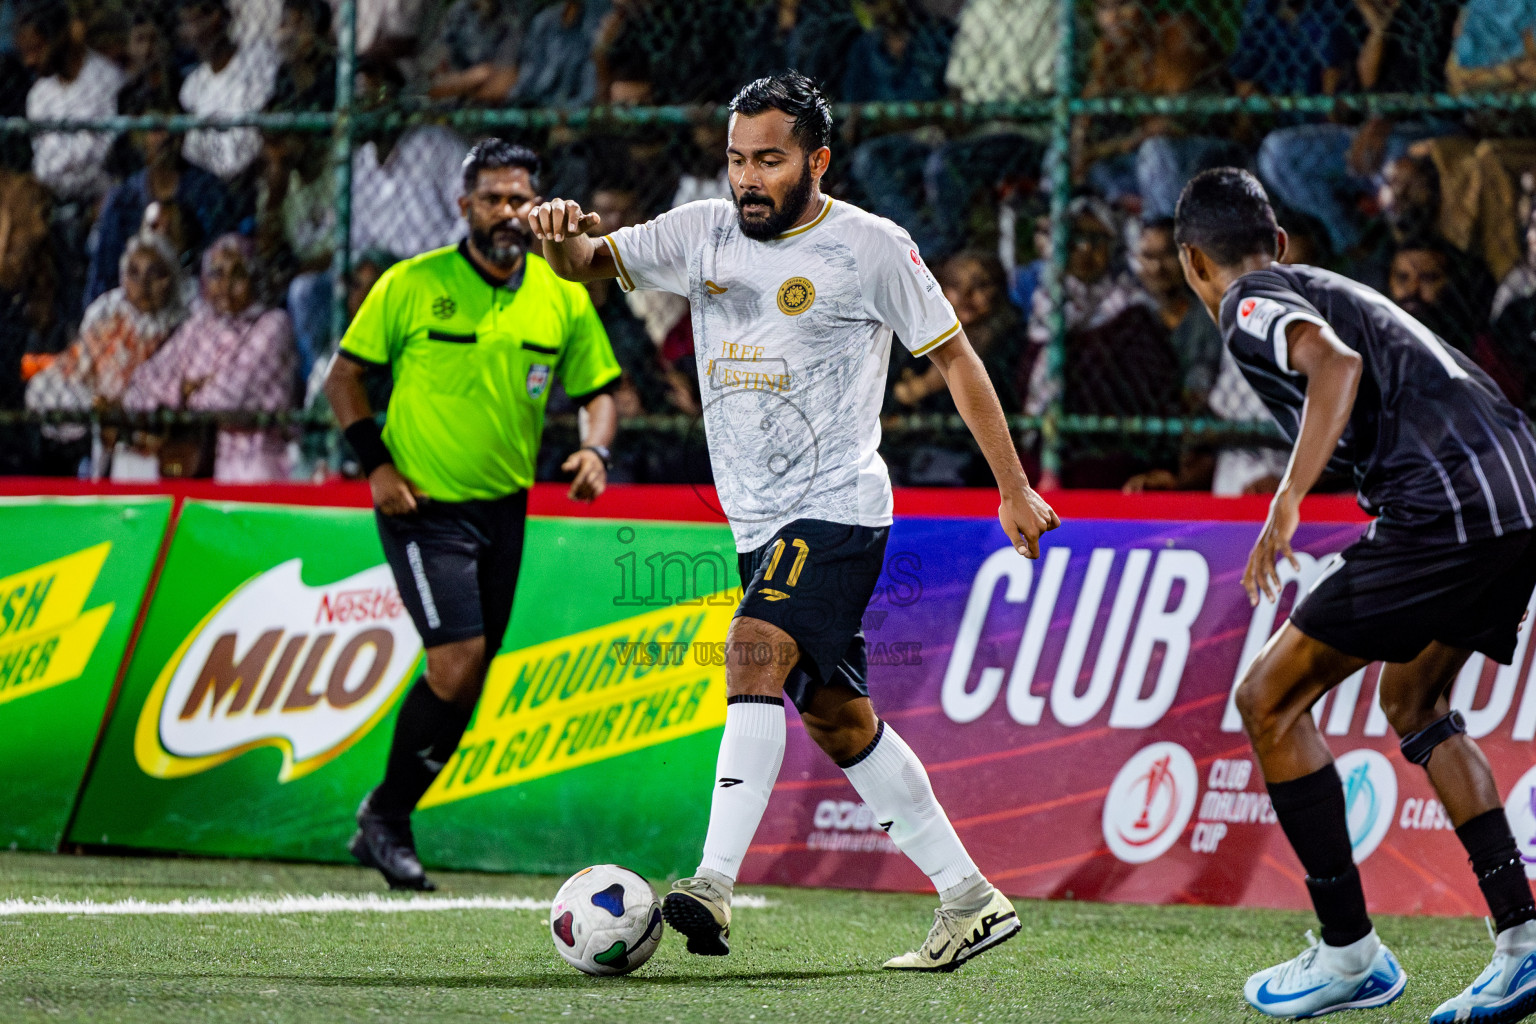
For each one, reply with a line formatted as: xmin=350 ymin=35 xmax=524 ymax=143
xmin=344 ymin=417 xmax=393 ymax=476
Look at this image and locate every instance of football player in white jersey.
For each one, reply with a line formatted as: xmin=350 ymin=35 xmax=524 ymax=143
xmin=531 ymin=71 xmax=1059 ymax=972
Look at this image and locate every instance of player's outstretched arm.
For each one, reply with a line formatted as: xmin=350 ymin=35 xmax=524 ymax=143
xmin=1243 ymin=319 xmax=1362 ymax=606
xmin=928 ymin=331 xmax=1060 ymax=558
xmin=530 ymin=199 xmax=618 ymax=283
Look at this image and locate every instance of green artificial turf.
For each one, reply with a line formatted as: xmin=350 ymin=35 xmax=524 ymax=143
xmin=0 ymin=851 xmax=1502 ymax=1022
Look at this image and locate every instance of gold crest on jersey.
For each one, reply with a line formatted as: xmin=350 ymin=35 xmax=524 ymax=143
xmin=776 ymin=277 xmax=815 ymax=316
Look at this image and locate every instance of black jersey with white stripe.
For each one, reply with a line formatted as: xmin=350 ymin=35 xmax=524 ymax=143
xmin=1219 ymin=263 xmax=1536 ymax=542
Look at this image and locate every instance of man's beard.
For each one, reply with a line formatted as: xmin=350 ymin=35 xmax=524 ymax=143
xmin=735 ymin=162 xmax=815 ymax=240
xmin=472 ymin=219 xmax=531 ymax=269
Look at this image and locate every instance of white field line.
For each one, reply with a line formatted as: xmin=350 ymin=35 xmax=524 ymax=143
xmin=0 ymin=892 xmax=772 ymax=917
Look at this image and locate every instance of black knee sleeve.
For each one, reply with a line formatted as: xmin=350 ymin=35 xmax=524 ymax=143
xmin=1400 ymin=710 xmax=1466 ymax=766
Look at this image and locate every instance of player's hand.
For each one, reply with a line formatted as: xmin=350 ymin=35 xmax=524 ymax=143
xmin=529 ymin=199 xmax=603 ymax=243
xmin=999 ymin=485 xmax=1060 ymax=559
xmin=1243 ymin=491 xmax=1302 ymax=606
xmin=370 ymin=464 xmax=424 ymax=516
xmin=562 ymin=448 xmax=607 ymax=503
xmin=1122 ymin=469 xmax=1178 ymax=494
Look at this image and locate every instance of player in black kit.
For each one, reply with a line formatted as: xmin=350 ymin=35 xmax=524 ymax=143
xmin=1176 ymin=168 xmax=1536 ymax=1022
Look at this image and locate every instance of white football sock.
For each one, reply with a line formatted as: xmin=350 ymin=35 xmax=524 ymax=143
xmin=840 ymin=722 xmax=982 ymax=906
xmin=696 ymin=696 xmax=787 ymax=889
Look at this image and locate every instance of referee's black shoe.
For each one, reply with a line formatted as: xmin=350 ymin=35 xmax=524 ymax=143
xmin=349 ymin=791 xmax=436 ymax=892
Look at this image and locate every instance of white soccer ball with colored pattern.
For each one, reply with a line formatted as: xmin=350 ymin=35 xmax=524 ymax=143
xmin=549 ymin=864 xmax=664 ymax=976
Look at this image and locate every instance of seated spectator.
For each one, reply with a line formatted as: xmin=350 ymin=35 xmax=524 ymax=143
xmin=0 ymin=168 xmax=58 ymax=416
xmin=841 ymin=0 xmax=951 ymax=104
xmin=1258 ymin=0 xmax=1461 ymax=256
xmin=256 ymin=130 xmax=333 ymax=386
xmin=1415 ymin=0 xmax=1536 ymax=281
xmin=426 ymin=0 xmax=519 ymax=104
xmin=124 ymin=10 xmax=181 ymax=103
xmin=670 ymin=118 xmax=730 ymax=208
xmin=775 ymin=0 xmax=863 ymax=96
xmin=270 ymin=0 xmax=334 ymax=111
xmin=1128 ymin=216 xmax=1221 ymax=410
xmin=1492 ymin=197 xmax=1536 ymax=416
xmin=86 ymin=89 xmax=234 ymax=305
xmin=605 ymin=48 xmax=654 ymax=106
xmin=586 ymin=182 xmax=685 ymax=417
xmin=178 ymin=0 xmax=279 ymax=183
xmin=16 ymin=0 xmax=125 ymax=202
xmin=1025 ymin=199 xmax=1140 ymax=354
xmin=1228 ymin=0 xmax=1359 ymax=99
xmin=509 ymin=0 xmax=598 ymax=108
xmin=122 ymin=234 xmax=296 ymax=482
xmin=349 ymin=57 xmax=469 ymax=258
xmin=893 ymin=250 xmax=1024 ymax=412
xmin=1277 ymin=208 xmax=1334 ymax=267
xmin=342 ymin=0 xmax=421 ymax=64
xmin=26 ymin=231 xmax=187 ymax=456
xmin=1347 ymin=153 xmax=1453 ymax=289
xmin=1075 ymin=0 xmax=1227 ymax=218
xmin=944 ymin=0 xmax=1055 ymax=102
xmin=1387 ymin=236 xmax=1494 ymax=357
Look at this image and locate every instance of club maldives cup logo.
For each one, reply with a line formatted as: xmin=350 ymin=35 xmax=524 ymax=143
xmin=1103 ymin=742 xmax=1199 ymax=864
xmin=1335 ymin=748 xmax=1397 ymax=863
xmin=134 ymin=559 xmax=423 ymax=782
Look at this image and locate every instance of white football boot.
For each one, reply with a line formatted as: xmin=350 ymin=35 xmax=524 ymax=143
xmin=882 ymin=887 xmax=1021 ymax=972
xmin=1244 ymin=930 xmax=1406 ymax=1018
xmin=1431 ymin=920 xmax=1536 ymax=1023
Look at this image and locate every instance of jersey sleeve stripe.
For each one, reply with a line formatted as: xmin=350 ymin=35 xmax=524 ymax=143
xmin=602 ymin=236 xmax=636 ymax=292
xmin=1271 ymin=311 xmax=1328 ymax=375
xmin=911 ymin=319 xmax=961 ymax=356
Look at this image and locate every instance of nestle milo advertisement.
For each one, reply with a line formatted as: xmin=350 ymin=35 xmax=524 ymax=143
xmin=0 ymin=497 xmax=171 ymax=850
xmin=69 ymin=501 xmax=737 ymax=877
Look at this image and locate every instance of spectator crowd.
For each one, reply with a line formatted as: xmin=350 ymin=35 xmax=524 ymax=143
xmin=4 ymin=0 xmax=1536 ymax=494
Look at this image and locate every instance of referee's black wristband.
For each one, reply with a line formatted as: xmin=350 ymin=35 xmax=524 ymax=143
xmin=343 ymin=418 xmax=393 ymax=477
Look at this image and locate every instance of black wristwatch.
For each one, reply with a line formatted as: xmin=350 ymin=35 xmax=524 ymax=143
xmin=581 ymin=444 xmax=612 ymax=469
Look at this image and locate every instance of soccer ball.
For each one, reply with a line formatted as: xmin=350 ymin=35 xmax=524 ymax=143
xmin=549 ymin=864 xmax=664 ymax=976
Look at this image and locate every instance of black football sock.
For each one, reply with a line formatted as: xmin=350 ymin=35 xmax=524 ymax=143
xmin=1268 ymin=764 xmax=1373 ymax=948
xmin=1456 ymin=808 xmax=1536 ymax=935
xmin=371 ymin=677 xmax=473 ymax=817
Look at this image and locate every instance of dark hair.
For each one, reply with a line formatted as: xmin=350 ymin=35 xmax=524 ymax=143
xmin=461 ymin=138 xmax=541 ymax=193
xmin=607 ymin=48 xmax=651 ymax=85
xmin=1275 ymin=207 xmax=1333 ymax=265
xmin=729 ymin=70 xmax=833 ymax=155
xmin=1174 ymin=167 xmax=1279 ymax=267
xmin=1140 ymin=215 xmax=1176 ymax=236
xmin=939 ymin=249 xmax=1007 ymax=293
xmin=15 ymin=0 xmax=71 ymax=40
xmin=281 ymin=0 xmax=330 ymax=36
xmin=177 ymin=0 xmax=230 ymax=20
xmin=355 ymin=53 xmax=406 ymax=92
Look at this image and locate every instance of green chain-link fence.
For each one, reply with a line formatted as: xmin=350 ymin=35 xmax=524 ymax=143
xmin=9 ymin=0 xmax=1533 ymax=491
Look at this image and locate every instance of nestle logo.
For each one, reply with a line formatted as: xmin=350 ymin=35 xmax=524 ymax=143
xmin=316 ymin=588 xmax=403 ymax=625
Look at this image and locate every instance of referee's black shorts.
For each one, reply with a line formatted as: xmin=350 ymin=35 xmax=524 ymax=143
xmin=375 ymin=491 xmax=528 ymax=652
xmin=735 ymin=518 xmax=888 ymax=714
xmin=1292 ymin=525 xmax=1536 ymax=664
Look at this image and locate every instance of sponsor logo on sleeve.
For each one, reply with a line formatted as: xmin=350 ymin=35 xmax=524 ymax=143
xmin=1236 ymin=296 xmax=1287 ymax=339
xmin=133 ymin=559 xmax=423 ymax=783
xmin=908 ymin=248 xmax=940 ymax=296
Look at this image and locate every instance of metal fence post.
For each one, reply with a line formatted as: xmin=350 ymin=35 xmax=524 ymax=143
xmin=1042 ymin=0 xmax=1076 ymax=484
xmin=328 ymin=0 xmax=356 ymax=350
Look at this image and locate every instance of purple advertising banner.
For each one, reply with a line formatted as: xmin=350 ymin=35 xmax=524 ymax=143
xmin=739 ymin=518 xmax=1536 ymax=917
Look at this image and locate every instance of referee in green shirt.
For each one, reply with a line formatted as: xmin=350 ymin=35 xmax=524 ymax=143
xmin=325 ymin=139 xmax=621 ymax=890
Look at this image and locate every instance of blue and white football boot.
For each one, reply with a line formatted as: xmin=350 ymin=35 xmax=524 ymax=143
xmin=1244 ymin=930 xmax=1406 ymax=1018
xmin=1431 ymin=920 xmax=1536 ymax=1023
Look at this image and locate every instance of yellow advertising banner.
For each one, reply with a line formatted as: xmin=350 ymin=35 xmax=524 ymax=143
xmin=419 ymin=594 xmax=738 ymax=808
